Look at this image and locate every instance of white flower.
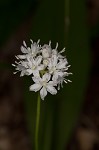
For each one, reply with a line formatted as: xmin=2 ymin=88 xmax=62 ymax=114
xmin=48 ymin=55 xmax=68 ymax=81
xmin=52 ymin=43 xmax=66 ymax=59
xmin=57 ymin=72 xmax=72 ymax=90
xmin=42 ymin=42 xmax=52 ymax=58
xmin=26 ymin=55 xmax=44 ymax=76
xmin=17 ymin=39 xmax=41 ymax=59
xmin=43 ymin=59 xmax=49 ymax=67
xmin=12 ymin=60 xmax=29 ymax=76
xmin=13 ymin=39 xmax=72 ymax=100
xmin=29 ymin=73 xmax=57 ymax=100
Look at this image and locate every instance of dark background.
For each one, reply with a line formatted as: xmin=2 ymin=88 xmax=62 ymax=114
xmin=0 ymin=0 xmax=99 ymax=150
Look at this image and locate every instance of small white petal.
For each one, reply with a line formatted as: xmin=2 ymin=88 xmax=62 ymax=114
xmin=20 ymin=71 xmax=25 ymax=76
xmin=30 ymin=39 xmax=33 ymax=43
xmin=36 ymin=56 xmax=42 ymax=65
xmin=49 ymin=40 xmax=51 ymax=46
xmin=37 ymin=64 xmax=44 ymax=71
xmin=55 ymin=42 xmax=58 ymax=49
xmin=58 ymin=85 xmax=60 ymax=90
xmin=15 ymin=55 xmax=19 ymax=59
xmin=33 ymin=70 xmax=40 ymax=77
xmin=37 ymin=39 xmax=40 ymax=44
xmin=21 ymin=62 xmax=28 ymax=68
xmin=65 ymin=79 xmax=72 ymax=83
xmin=52 ymin=73 xmax=59 ymax=81
xmin=31 ymin=44 xmax=37 ymax=53
xmin=13 ymin=72 xmax=17 ymax=74
xmin=43 ymin=59 xmax=49 ymax=66
xmin=52 ymin=55 xmax=57 ymax=66
xmin=52 ymin=72 xmax=64 ymax=81
xmin=48 ymin=81 xmax=57 ymax=86
xmin=46 ymin=85 xmax=57 ymax=95
xmin=12 ymin=64 xmax=16 ymax=66
xmin=42 ymin=48 xmax=50 ymax=58
xmin=27 ymin=60 xmax=33 ymax=68
xmin=40 ymin=87 xmax=47 ymax=100
xmin=52 ymin=49 xmax=58 ymax=55
xmin=32 ymin=76 xmax=40 ymax=83
xmin=57 ymin=61 xmax=67 ymax=69
xmin=27 ymin=47 xmax=31 ymax=53
xmin=17 ymin=55 xmax=26 ymax=59
xmin=42 ymin=73 xmax=51 ymax=82
xmin=26 ymin=69 xmax=33 ymax=75
xmin=29 ymin=84 xmax=42 ymax=92
xmin=21 ymin=46 xmax=27 ymax=53
xmin=59 ymin=48 xmax=65 ymax=54
xmin=23 ymin=41 xmax=27 ymax=47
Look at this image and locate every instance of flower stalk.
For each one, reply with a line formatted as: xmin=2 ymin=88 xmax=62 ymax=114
xmin=35 ymin=93 xmax=41 ymax=150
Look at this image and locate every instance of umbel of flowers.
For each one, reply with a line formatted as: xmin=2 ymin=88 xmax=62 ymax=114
xmin=12 ymin=40 xmax=72 ymax=100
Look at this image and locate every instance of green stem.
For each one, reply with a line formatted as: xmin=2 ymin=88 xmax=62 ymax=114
xmin=35 ymin=93 xmax=41 ymax=150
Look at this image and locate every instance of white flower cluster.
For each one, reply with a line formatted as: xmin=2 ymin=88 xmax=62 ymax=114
xmin=12 ymin=40 xmax=72 ymax=100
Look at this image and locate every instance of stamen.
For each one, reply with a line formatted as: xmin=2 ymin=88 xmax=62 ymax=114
xmin=37 ymin=39 xmax=40 ymax=44
xmin=64 ymin=79 xmax=67 ymax=83
xmin=67 ymin=79 xmax=72 ymax=82
xmin=59 ymin=48 xmax=65 ymax=54
xmin=15 ymin=56 xmax=19 ymax=59
xmin=23 ymin=41 xmax=27 ymax=47
xmin=15 ymin=61 xmax=20 ymax=65
xmin=55 ymin=42 xmax=58 ymax=49
xmin=30 ymin=39 xmax=33 ymax=43
xmin=67 ymin=65 xmax=71 ymax=68
xmin=49 ymin=41 xmax=51 ymax=46
xmin=13 ymin=71 xmax=18 ymax=74
xmin=12 ymin=64 xmax=16 ymax=67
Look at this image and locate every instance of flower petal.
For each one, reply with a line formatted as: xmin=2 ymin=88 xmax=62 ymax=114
xmin=48 ymin=81 xmax=57 ymax=86
xmin=40 ymin=87 xmax=47 ymax=100
xmin=42 ymin=73 xmax=51 ymax=82
xmin=33 ymin=70 xmax=40 ymax=77
xmin=46 ymin=85 xmax=57 ymax=95
xmin=26 ymin=69 xmax=33 ymax=75
xmin=52 ymin=55 xmax=57 ymax=66
xmin=52 ymin=71 xmax=64 ymax=81
xmin=17 ymin=55 xmax=26 ymax=59
xmin=37 ymin=64 xmax=44 ymax=71
xmin=36 ymin=56 xmax=42 ymax=65
xmin=57 ymin=60 xmax=67 ymax=69
xmin=32 ymin=76 xmax=41 ymax=83
xmin=21 ymin=46 xmax=27 ymax=53
xmin=52 ymin=73 xmax=58 ymax=81
xmin=31 ymin=43 xmax=37 ymax=53
xmin=20 ymin=71 xmax=25 ymax=77
xmin=29 ymin=84 xmax=42 ymax=92
xmin=23 ymin=41 xmax=27 ymax=47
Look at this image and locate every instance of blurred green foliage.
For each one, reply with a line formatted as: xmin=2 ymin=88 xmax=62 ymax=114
xmin=0 ymin=0 xmax=90 ymax=150
xmin=25 ymin=0 xmax=90 ymax=150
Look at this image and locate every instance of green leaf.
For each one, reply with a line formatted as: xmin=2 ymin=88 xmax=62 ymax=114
xmin=54 ymin=0 xmax=90 ymax=150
